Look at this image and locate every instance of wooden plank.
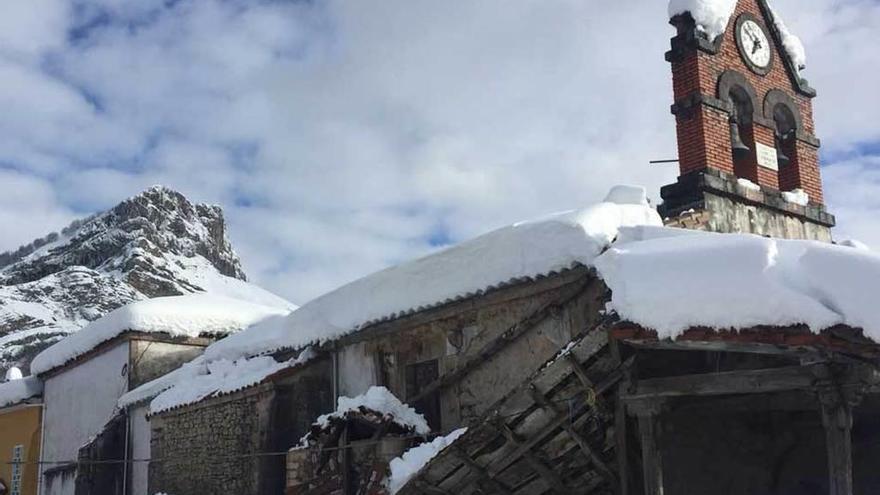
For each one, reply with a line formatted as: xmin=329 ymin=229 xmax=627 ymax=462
xmin=490 ymin=364 xmax=627 ymax=475
xmin=637 ymin=415 xmax=664 ymax=495
xmin=625 ymin=365 xmax=817 ymax=400
xmin=495 ymin=422 xmax=570 ymax=494
xmin=527 ymin=385 xmax=618 ymax=489
xmin=409 ymin=279 xmax=590 ymax=405
xmin=623 ymin=338 xmax=824 ymax=358
xmin=452 ymin=447 xmax=514 ymax=495
xmin=501 ymin=329 xmax=612 ymax=425
xmin=413 ymin=480 xmax=454 ymax=495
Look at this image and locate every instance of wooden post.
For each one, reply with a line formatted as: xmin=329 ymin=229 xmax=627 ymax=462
xmin=818 ymin=389 xmax=855 ymax=495
xmin=629 ymin=399 xmax=666 ymax=495
xmin=638 ymin=415 xmax=664 ymax=495
xmin=341 ymin=424 xmax=353 ymax=495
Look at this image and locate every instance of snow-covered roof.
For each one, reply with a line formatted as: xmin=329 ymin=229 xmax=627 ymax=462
xmin=142 ymin=349 xmax=315 ymax=414
xmin=595 ymin=226 xmax=880 ymax=340
xmin=31 ymin=294 xmax=291 ymax=376
xmin=668 ymin=0 xmax=806 ymax=72
xmin=387 ymin=428 xmax=468 ymax=494
xmin=203 ymin=185 xmax=661 ymax=362
xmin=0 ymin=376 xmax=42 ymax=408
xmin=315 ymin=386 xmax=431 ymax=436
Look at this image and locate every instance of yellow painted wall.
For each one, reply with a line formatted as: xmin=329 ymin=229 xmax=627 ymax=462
xmin=0 ymin=404 xmax=42 ymax=495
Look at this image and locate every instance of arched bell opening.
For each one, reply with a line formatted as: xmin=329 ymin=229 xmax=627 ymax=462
xmin=728 ymin=85 xmax=757 ymax=181
xmin=717 ymin=70 xmax=760 ymax=183
xmin=773 ymin=104 xmax=797 ymax=170
xmin=764 ymin=90 xmax=806 ymax=194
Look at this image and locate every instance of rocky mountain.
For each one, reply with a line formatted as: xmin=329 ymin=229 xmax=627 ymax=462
xmin=0 ymin=186 xmax=293 ymax=373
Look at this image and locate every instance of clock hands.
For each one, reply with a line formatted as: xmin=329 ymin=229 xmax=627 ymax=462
xmin=743 ymin=24 xmax=764 ymax=57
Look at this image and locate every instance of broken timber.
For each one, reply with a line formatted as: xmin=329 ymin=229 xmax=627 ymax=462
xmin=408 ymin=278 xmax=591 ymax=405
xmin=395 ymin=320 xmax=625 ymax=495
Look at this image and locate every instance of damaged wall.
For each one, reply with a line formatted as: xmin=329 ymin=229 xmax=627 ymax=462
xmin=335 ymin=267 xmax=606 ymax=432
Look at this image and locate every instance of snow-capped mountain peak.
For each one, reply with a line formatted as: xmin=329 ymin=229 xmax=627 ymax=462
xmin=0 ymin=186 xmax=292 ymax=373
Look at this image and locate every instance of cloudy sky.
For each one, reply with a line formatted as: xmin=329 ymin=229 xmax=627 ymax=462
xmin=1 ymin=0 xmax=878 ymax=304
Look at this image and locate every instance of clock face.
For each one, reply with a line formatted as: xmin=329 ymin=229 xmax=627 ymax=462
xmin=739 ymin=20 xmax=772 ymax=70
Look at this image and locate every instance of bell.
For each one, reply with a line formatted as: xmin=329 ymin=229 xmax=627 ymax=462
xmin=776 ymin=131 xmax=792 ymax=168
xmin=729 ymin=117 xmax=750 ymax=160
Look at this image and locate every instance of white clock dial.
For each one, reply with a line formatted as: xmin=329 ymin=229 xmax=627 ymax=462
xmin=740 ymin=20 xmax=771 ymax=68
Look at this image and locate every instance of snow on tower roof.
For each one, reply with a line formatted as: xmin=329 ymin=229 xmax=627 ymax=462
xmin=668 ymin=0 xmax=737 ymax=41
xmin=31 ymin=294 xmax=291 ymax=376
xmin=0 ymin=376 xmax=42 ymax=408
xmin=595 ymin=227 xmax=880 ymax=340
xmin=202 ymin=185 xmax=662 ymax=362
xmin=667 ymin=0 xmax=807 ymax=72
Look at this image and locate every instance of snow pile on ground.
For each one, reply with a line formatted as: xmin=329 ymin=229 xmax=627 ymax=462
xmin=668 ymin=0 xmax=737 ymax=40
xmin=387 ymin=428 xmax=468 ymax=494
xmin=206 ymin=186 xmax=661 ymax=361
xmin=0 ymin=375 xmax=42 ymax=408
xmin=317 ymin=386 xmax=431 ymax=436
xmin=782 ymin=188 xmax=810 ymax=206
xmin=31 ymin=294 xmax=290 ymax=375
xmin=146 ymin=350 xmax=314 ymax=414
xmin=596 ymin=227 xmax=880 ymax=340
xmin=767 ymin=3 xmax=807 ymax=71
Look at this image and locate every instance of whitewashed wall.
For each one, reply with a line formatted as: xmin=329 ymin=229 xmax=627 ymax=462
xmin=39 ymin=341 xmax=129 ymax=495
xmin=338 ymin=342 xmax=377 ymax=398
xmin=129 ymin=404 xmax=150 ymax=495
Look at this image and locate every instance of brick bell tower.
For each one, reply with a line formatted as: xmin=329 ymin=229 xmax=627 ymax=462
xmin=659 ymin=0 xmax=835 ymax=241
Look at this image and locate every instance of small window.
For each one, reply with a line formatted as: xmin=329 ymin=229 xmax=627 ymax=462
xmin=405 ymin=360 xmax=441 ymax=431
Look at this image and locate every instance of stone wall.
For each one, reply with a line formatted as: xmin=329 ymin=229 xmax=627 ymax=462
xmin=149 ymin=385 xmax=274 ymax=495
xmin=148 ymin=358 xmax=334 ymax=495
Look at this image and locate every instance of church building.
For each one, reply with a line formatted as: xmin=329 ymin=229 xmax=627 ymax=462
xmin=115 ymin=2 xmax=880 ymax=495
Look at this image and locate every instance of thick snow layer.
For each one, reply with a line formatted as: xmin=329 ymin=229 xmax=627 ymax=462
xmin=0 ymin=376 xmax=42 ymax=408
xmin=767 ymin=2 xmax=807 ymax=71
xmin=387 ymin=428 xmax=468 ymax=494
xmin=120 ymin=347 xmax=315 ymax=412
xmin=317 ymin=386 xmax=431 ymax=435
xmin=668 ymin=0 xmax=737 ymax=40
xmin=147 ymin=351 xmax=313 ymax=414
xmin=31 ymin=294 xmax=290 ymax=376
xmin=596 ymin=228 xmax=880 ymax=340
xmin=205 ymin=186 xmax=661 ymax=361
xmin=782 ymin=188 xmax=810 ymax=206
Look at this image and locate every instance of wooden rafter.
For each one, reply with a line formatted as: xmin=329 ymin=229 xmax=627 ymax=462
xmin=451 ymin=447 xmax=513 ymax=495
xmin=408 ymin=279 xmax=590 ymax=405
xmin=494 ymin=421 xmax=571 ymax=494
xmin=527 ymin=384 xmax=618 ymax=489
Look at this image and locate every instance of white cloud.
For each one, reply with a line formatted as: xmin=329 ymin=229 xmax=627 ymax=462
xmin=0 ymin=0 xmax=879 ymax=303
xmin=0 ymin=170 xmax=74 ymax=252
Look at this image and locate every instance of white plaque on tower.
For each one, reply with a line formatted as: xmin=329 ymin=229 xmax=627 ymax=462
xmin=756 ymin=142 xmax=779 ymax=171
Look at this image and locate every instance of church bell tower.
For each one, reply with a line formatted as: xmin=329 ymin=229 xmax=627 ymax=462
xmin=659 ymin=0 xmax=835 ymax=241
